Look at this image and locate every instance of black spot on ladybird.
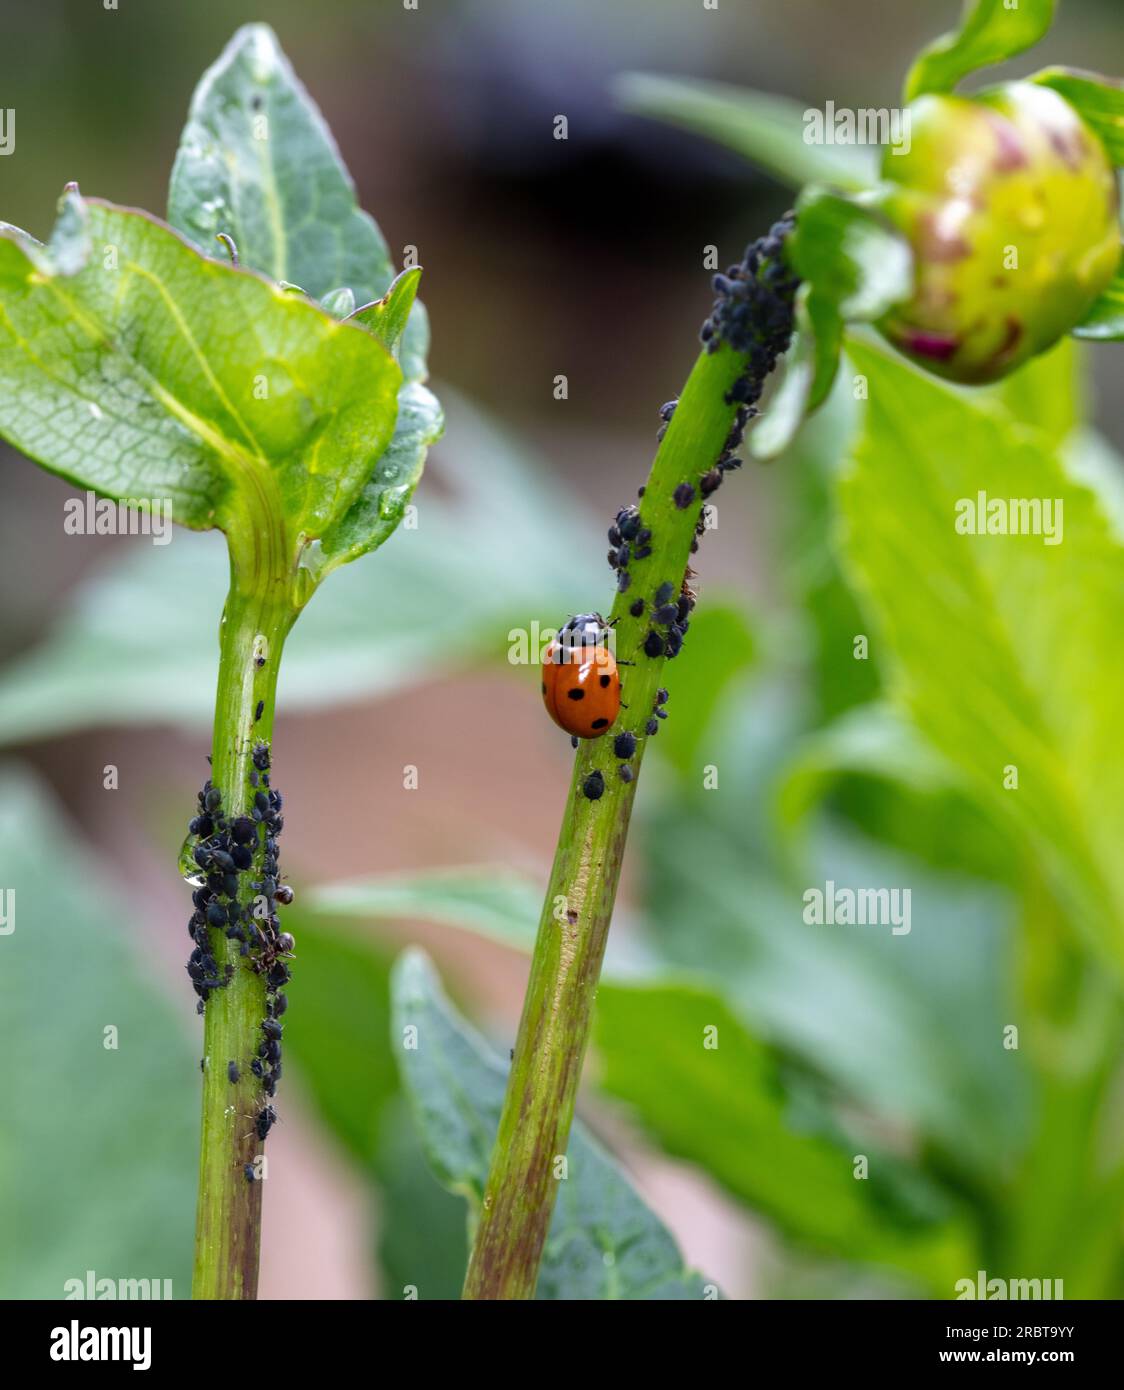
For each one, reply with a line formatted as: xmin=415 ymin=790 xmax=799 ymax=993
xmin=591 ymin=717 xmax=609 ymax=730
xmin=567 ymin=688 xmax=585 ymax=701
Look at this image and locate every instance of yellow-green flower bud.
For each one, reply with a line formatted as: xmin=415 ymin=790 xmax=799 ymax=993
xmin=876 ymin=82 xmax=1120 ymax=383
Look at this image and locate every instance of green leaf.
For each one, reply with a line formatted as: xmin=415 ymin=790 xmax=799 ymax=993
xmin=752 ymin=295 xmax=818 ymax=461
xmin=613 ymin=73 xmax=876 ymax=192
xmin=0 ymin=196 xmax=400 ymax=553
xmin=1030 ymin=67 xmax=1124 ymax=163
xmin=649 ymin=604 xmax=756 ymax=782
xmin=0 ymin=389 xmax=595 ymax=743
xmin=0 ymin=766 xmax=196 ymax=1297
xmin=168 ymin=23 xmax=395 ymax=306
xmin=754 ymin=192 xmax=910 ymax=460
xmin=752 ymin=285 xmax=843 ymax=459
xmin=905 ymin=0 xmax=1057 ymax=102
xmin=595 ymin=979 xmax=976 ymax=1291
xmin=310 ymin=867 xmax=541 ymax=952
xmin=643 ymin=790 xmax=1030 ymax=1174
xmin=777 ymin=703 xmax=1019 ymax=884
xmin=1072 ymin=267 xmax=1124 ymax=340
xmin=315 ymin=380 xmax=443 ymax=575
xmin=374 ymin=1099 xmax=469 ymax=1300
xmin=788 ymin=189 xmax=913 ymax=325
xmin=348 ymin=268 xmax=422 ymax=361
xmin=391 ymin=949 xmax=717 ymax=1300
xmin=281 ymin=916 xmax=399 ymax=1165
xmin=753 ymin=192 xmax=909 ymax=459
xmin=839 ymin=340 xmax=1124 ymax=972
xmin=166 ymin=23 xmax=434 ymax=564
xmin=986 ymin=335 xmax=1083 ymax=448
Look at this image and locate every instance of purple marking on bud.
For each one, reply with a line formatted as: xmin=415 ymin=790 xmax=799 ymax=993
xmin=898 ymin=328 xmax=960 ymax=362
xmin=985 ymin=113 xmax=1028 ymax=172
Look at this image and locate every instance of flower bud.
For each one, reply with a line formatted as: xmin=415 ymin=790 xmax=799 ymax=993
xmin=876 ymin=82 xmax=1120 ymax=383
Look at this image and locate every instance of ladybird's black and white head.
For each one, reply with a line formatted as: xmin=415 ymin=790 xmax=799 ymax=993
xmin=558 ymin=613 xmax=610 ymax=653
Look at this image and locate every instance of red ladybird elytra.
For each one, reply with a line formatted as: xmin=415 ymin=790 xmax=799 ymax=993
xmin=541 ymin=613 xmax=621 ymax=739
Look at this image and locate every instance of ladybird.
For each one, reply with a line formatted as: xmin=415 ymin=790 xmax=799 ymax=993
xmin=541 ymin=613 xmax=621 ymax=739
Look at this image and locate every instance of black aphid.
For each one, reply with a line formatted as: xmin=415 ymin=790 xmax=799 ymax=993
xmin=255 ymin=700 xmax=264 ymax=722
xmin=227 ymin=1061 xmax=240 ymax=1084
xmin=613 ymin=731 xmax=636 ymax=759
xmin=231 ymin=817 xmax=256 ymax=845
xmin=582 ymin=770 xmax=605 ymax=801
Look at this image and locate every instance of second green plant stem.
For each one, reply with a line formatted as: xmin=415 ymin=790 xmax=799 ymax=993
xmin=463 ymin=341 xmax=755 ymax=1299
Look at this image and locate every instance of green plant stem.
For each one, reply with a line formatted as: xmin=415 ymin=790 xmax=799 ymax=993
xmin=463 ymin=342 xmax=751 ymax=1300
xmin=191 ymin=554 xmax=295 ymax=1300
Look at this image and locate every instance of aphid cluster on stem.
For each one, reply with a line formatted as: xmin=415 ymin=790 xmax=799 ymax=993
xmin=700 ymin=212 xmax=800 ymax=402
xmin=184 ymin=739 xmax=293 ymax=1129
xmin=556 ymin=219 xmax=798 ymax=781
